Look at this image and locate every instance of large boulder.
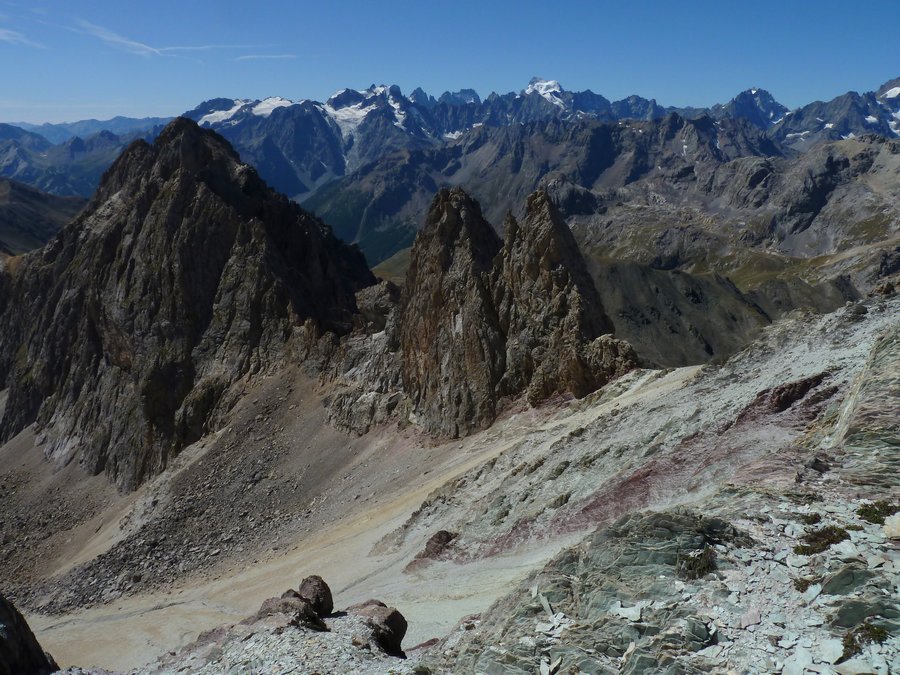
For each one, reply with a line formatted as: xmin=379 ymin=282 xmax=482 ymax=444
xmin=347 ymin=599 xmax=408 ymax=656
xmin=255 ymin=595 xmax=327 ymax=631
xmin=297 ymin=575 xmax=334 ymax=616
xmin=0 ymin=593 xmax=58 ymax=675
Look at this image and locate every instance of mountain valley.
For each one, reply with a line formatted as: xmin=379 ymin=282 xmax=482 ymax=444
xmin=0 ymin=72 xmax=898 ymax=675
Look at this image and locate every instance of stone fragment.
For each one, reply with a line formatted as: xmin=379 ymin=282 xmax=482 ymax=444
xmin=884 ymin=514 xmax=900 ymax=539
xmin=818 ymin=638 xmax=844 ymax=664
xmin=740 ymin=607 xmax=761 ymax=628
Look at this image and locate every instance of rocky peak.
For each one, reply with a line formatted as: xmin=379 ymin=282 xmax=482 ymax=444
xmin=398 ymin=188 xmax=635 ymax=436
xmin=494 ymin=191 xmax=633 ymax=403
xmin=0 ymin=117 xmax=374 ymax=490
xmin=400 ymin=188 xmax=505 ymax=437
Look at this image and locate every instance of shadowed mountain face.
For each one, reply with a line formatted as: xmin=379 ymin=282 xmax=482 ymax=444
xmin=0 ymin=593 xmax=58 ymax=675
xmin=0 ymin=118 xmax=374 ymax=491
xmin=0 ymin=179 xmax=85 ymax=256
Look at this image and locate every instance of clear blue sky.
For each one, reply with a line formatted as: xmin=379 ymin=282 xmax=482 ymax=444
xmin=2 ymin=0 xmax=898 ymax=123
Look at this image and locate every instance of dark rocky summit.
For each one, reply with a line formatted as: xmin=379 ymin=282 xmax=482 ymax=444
xmin=0 ymin=593 xmax=57 ymax=675
xmin=0 ymin=117 xmax=374 ymax=490
xmin=400 ymin=188 xmax=507 ymax=437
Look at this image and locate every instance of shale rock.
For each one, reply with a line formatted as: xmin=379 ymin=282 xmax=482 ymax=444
xmin=0 ymin=117 xmax=374 ymax=490
xmin=0 ymin=593 xmax=58 ymax=675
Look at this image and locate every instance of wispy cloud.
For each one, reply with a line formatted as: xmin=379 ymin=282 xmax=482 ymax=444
xmin=161 ymin=44 xmax=266 ymax=53
xmin=0 ymin=26 xmax=43 ymax=48
xmin=234 ymin=53 xmax=297 ymax=61
xmin=74 ymin=19 xmax=271 ymax=59
xmin=75 ymin=19 xmax=160 ymax=56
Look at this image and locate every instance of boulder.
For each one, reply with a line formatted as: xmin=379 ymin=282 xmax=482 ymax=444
xmin=297 ymin=575 xmax=334 ymax=616
xmin=256 ymin=596 xmax=327 ymax=631
xmin=347 ymin=599 xmax=408 ymax=656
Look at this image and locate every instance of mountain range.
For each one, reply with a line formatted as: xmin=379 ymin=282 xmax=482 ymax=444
xmin=0 ymin=87 xmax=898 ymax=673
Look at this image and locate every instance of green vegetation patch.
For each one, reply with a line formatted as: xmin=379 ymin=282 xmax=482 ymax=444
xmin=676 ymin=545 xmax=717 ymax=580
xmin=793 ymin=577 xmax=821 ymax=593
xmin=856 ymin=500 xmax=899 ymax=525
xmin=793 ymin=525 xmax=849 ymax=555
xmin=841 ymin=621 xmax=889 ymax=662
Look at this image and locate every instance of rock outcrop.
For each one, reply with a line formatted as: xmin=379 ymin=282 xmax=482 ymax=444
xmin=399 ymin=187 xmax=636 ymax=436
xmin=0 ymin=593 xmax=58 ymax=675
xmin=400 ymin=188 xmax=506 ymax=437
xmin=494 ymin=192 xmax=635 ymax=404
xmin=0 ymin=117 xmax=374 ymax=490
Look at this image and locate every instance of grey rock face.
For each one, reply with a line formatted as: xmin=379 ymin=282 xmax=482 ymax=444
xmin=0 ymin=593 xmax=58 ymax=675
xmin=0 ymin=117 xmax=374 ymax=490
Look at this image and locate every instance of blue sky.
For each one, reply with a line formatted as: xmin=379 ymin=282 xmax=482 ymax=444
xmin=2 ymin=0 xmax=899 ymax=123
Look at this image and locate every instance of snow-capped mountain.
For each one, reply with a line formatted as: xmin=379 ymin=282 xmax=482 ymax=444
xmin=709 ymin=88 xmax=789 ymax=129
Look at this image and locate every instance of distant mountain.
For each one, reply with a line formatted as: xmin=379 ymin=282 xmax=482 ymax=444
xmin=12 ymin=115 xmax=173 ymax=144
xmin=0 ymin=125 xmax=151 ymax=197
xmin=769 ymin=82 xmax=900 ymax=151
xmin=5 ymin=76 xmax=898 ymax=233
xmin=709 ymin=88 xmax=789 ymax=129
xmin=0 ymin=178 xmax=85 ymax=255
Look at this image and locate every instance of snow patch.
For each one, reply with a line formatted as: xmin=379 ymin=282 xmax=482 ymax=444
xmin=879 ymin=86 xmax=900 ymax=99
xmin=865 ymin=115 xmax=879 ymax=124
xmin=251 ymin=97 xmax=295 ymax=118
xmin=443 ymin=130 xmax=463 ymax=140
xmin=824 ymin=123 xmax=834 ymax=129
xmin=199 ymin=100 xmax=250 ymax=126
xmin=841 ymin=132 xmax=857 ymax=140
xmin=525 ymin=78 xmax=566 ymax=109
xmin=321 ymin=101 xmax=373 ymax=140
xmin=785 ymin=131 xmax=811 ymax=139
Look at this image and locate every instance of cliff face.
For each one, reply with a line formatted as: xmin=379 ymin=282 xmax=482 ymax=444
xmin=0 ymin=118 xmax=374 ymax=490
xmin=399 ymin=188 xmax=506 ymax=437
xmin=397 ymin=187 xmax=635 ymax=437
xmin=494 ymin=191 xmax=632 ymax=404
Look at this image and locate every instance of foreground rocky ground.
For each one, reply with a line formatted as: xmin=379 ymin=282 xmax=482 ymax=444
xmin=2 ymin=292 xmax=898 ymax=673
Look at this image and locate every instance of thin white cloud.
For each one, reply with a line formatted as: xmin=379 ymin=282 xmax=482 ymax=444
xmin=75 ymin=19 xmax=161 ymax=56
xmin=234 ymin=53 xmax=297 ymax=61
xmin=160 ymin=44 xmax=267 ymax=53
xmin=0 ymin=26 xmax=44 ymax=48
xmin=74 ymin=19 xmax=272 ymax=59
